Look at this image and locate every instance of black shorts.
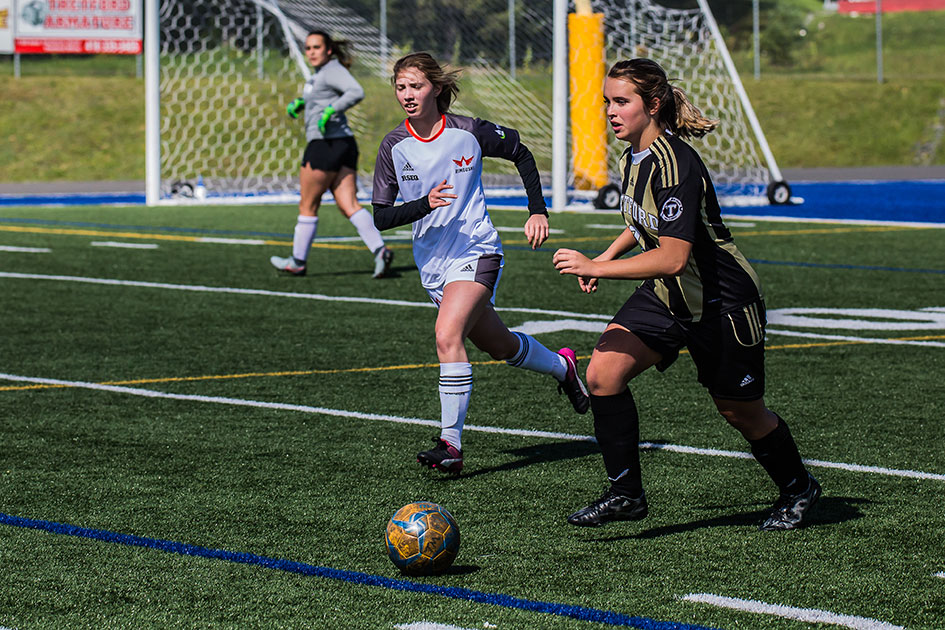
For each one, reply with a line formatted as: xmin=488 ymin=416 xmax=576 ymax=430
xmin=611 ymin=281 xmax=767 ymax=401
xmin=301 ymin=137 xmax=359 ymax=171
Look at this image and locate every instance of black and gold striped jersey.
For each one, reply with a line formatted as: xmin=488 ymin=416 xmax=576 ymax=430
xmin=618 ymin=133 xmax=763 ymax=322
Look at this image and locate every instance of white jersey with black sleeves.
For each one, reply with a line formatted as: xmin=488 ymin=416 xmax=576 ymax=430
xmin=373 ymin=113 xmax=521 ymax=290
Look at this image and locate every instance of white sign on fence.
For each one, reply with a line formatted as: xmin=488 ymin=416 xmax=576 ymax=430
xmin=14 ymin=0 xmax=142 ymax=54
xmin=0 ymin=0 xmax=13 ymax=54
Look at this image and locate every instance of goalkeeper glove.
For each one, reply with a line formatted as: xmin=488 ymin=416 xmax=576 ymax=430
xmin=286 ymin=98 xmax=305 ymax=119
xmin=318 ymin=105 xmax=336 ymax=134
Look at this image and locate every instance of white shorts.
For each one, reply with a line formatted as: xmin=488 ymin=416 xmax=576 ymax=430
xmin=425 ymin=254 xmax=504 ymax=308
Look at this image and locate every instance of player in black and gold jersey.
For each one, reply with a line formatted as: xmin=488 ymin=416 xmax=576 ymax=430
xmin=553 ymin=58 xmax=821 ymax=531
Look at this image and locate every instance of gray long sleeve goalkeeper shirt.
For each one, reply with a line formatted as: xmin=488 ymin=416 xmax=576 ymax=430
xmin=301 ymin=58 xmax=365 ymax=141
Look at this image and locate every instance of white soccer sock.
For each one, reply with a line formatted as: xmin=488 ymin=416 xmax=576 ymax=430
xmin=506 ymin=332 xmax=568 ymax=381
xmin=348 ymin=208 xmax=386 ymax=254
xmin=439 ymin=362 xmax=472 ymax=450
xmin=292 ymin=216 xmax=318 ymax=263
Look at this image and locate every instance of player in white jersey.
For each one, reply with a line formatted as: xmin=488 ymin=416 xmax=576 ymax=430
xmin=372 ymin=52 xmax=589 ymax=474
xmin=269 ymin=30 xmax=393 ymax=279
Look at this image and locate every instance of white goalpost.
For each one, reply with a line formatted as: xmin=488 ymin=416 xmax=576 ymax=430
xmin=145 ymin=0 xmax=791 ymax=207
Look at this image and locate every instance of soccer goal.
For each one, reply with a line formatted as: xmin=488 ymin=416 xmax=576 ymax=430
xmin=560 ymin=0 xmax=790 ymax=208
xmin=145 ymin=0 xmax=790 ymax=206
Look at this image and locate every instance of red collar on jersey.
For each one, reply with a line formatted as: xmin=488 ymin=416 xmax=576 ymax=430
xmin=406 ymin=114 xmax=446 ymax=143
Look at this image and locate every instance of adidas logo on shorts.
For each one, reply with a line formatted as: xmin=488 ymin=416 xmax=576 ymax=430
xmin=460 ymin=263 xmax=474 ymax=273
xmin=740 ymin=374 xmax=755 ymax=387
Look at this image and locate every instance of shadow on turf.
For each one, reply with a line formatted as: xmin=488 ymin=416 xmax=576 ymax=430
xmin=439 ymin=440 xmax=600 ymax=481
xmin=273 ymin=264 xmax=413 ymax=279
xmin=577 ymin=496 xmax=870 ymax=541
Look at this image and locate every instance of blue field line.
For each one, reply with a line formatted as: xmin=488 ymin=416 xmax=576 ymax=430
xmin=748 ymin=258 xmax=945 ymax=274
xmin=0 ymin=512 xmax=719 ymax=630
xmin=0 ymin=192 xmax=146 ymax=207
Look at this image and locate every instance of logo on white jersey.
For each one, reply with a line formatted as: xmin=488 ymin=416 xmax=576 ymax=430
xmin=660 ymin=196 xmax=684 ymax=222
xmin=453 ymin=155 xmax=476 ymax=173
xmin=400 ymin=161 xmax=419 ymax=181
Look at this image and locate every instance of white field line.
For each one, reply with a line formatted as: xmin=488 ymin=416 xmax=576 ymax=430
xmin=0 ymin=272 xmax=610 ymax=321
xmin=1 ymin=372 xmax=943 ymax=483
xmin=494 ymin=225 xmax=565 ymax=234
xmin=586 ymin=223 xmax=627 ymax=230
xmin=681 ymin=593 xmax=905 ymax=630
xmin=195 ymin=237 xmax=267 ymax=245
xmin=767 ymin=327 xmax=945 ymax=348
xmin=0 ymin=245 xmax=52 ymax=253
xmin=395 ymin=623 xmax=479 ymax=630
xmin=91 ymin=241 xmax=159 ymax=249
xmin=6 ymin=271 xmax=945 ymax=348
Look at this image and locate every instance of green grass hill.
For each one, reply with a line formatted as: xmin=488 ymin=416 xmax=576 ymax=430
xmin=1 ymin=7 xmax=944 ymax=183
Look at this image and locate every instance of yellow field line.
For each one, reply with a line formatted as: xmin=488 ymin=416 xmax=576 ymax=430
xmin=1 ymin=222 xmax=924 ymax=251
xmin=3 ymin=333 xmax=943 ymax=393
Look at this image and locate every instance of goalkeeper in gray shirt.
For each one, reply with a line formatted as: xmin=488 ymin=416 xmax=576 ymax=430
xmin=270 ymin=30 xmax=394 ymax=278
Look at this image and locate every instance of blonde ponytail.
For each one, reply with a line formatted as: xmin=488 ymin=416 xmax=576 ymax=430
xmin=671 ymin=86 xmax=718 ymax=139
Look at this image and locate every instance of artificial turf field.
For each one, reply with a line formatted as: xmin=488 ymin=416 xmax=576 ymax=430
xmin=0 ymin=202 xmax=942 ymax=629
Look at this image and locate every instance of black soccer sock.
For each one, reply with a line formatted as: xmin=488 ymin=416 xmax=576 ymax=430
xmin=748 ymin=414 xmax=810 ymax=496
xmin=590 ymin=390 xmax=644 ymax=498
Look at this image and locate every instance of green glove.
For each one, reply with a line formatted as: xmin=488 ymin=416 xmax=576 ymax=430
xmin=318 ymin=105 xmax=336 ymax=134
xmin=286 ymin=98 xmax=305 ymax=119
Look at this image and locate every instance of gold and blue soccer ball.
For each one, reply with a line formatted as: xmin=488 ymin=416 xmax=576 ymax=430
xmin=385 ymin=501 xmax=460 ymax=576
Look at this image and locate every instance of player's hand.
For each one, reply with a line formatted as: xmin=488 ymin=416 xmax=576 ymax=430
xmin=523 ymin=214 xmax=549 ymax=250
xmin=427 ymin=180 xmax=457 ymax=209
xmin=317 ymin=105 xmax=336 ymax=133
xmin=553 ymin=247 xmax=596 ymax=278
xmin=577 ymin=275 xmax=599 ymax=294
xmin=286 ymin=98 xmax=305 ymax=119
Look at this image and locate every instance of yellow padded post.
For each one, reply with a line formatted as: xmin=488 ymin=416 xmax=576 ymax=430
xmin=568 ymin=1 xmax=608 ymax=191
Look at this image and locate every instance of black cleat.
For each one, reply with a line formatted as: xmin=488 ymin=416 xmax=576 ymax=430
xmin=567 ymin=490 xmax=648 ymax=527
xmin=417 ymin=437 xmax=463 ymax=474
xmin=557 ymin=347 xmax=589 ymax=414
xmin=759 ymin=474 xmax=822 ymax=531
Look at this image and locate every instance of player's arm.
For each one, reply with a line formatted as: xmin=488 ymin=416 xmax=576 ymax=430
xmin=553 ymin=227 xmax=641 ymax=292
xmin=319 ymin=66 xmax=365 ymax=133
xmin=554 ymin=236 xmax=691 ymax=281
xmin=374 ymin=180 xmax=456 ymax=231
xmin=510 ymin=142 xmax=550 ymax=249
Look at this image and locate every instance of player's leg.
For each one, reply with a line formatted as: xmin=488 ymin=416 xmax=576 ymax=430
xmin=330 ymin=164 xmax=394 ymax=279
xmin=270 ymin=162 xmax=331 ymax=275
xmin=695 ymin=301 xmax=821 ymax=530
xmin=715 ymin=397 xmax=821 ymax=531
xmin=417 ymin=280 xmax=493 ymax=474
xmin=567 ymin=324 xmax=662 ymax=527
xmin=465 ymin=307 xmax=588 ymax=414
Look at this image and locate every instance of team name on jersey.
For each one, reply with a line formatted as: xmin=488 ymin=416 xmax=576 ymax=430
xmin=620 ymin=193 xmax=658 ymax=231
xmin=453 ymin=155 xmax=476 ymax=173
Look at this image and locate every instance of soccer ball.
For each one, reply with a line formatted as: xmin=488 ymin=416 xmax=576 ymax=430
xmin=385 ymin=502 xmax=460 ymax=576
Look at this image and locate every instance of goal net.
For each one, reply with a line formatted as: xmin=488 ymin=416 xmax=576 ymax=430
xmin=150 ymin=0 xmax=782 ymax=205
xmin=593 ymin=0 xmax=775 ymax=204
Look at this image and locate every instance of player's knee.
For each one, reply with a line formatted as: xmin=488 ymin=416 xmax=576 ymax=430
xmin=585 ymin=361 xmax=626 ymax=396
xmin=434 ymin=328 xmax=464 ymax=358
